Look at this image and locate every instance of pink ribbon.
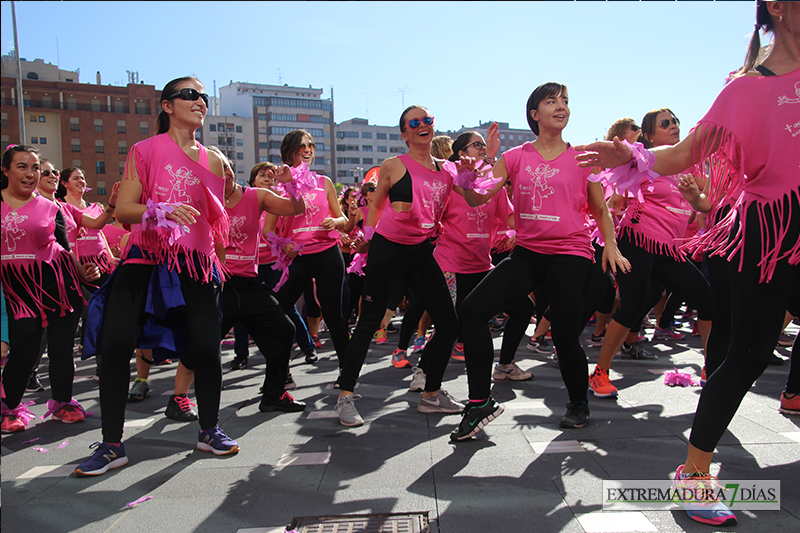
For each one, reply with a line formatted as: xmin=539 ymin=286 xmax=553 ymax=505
xmin=266 ymin=232 xmax=303 ymax=292
xmin=443 ymin=159 xmax=501 ymax=195
xmin=273 ymin=162 xmax=319 ymax=201
xmin=41 ymin=398 xmax=93 ymax=420
xmin=126 ymin=496 xmax=154 ymax=507
xmin=141 ymin=199 xmax=188 ymax=246
xmin=664 ymin=368 xmax=700 ymax=387
xmin=587 ymin=141 xmax=658 ymax=202
xmin=347 ymin=253 xmax=368 ymax=276
xmin=1 ymin=400 xmax=36 ymax=427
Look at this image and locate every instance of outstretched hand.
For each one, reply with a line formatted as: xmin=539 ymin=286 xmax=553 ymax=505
xmin=575 ymin=137 xmax=633 ymax=169
xmin=268 ymin=164 xmax=294 ymax=184
xmin=486 ymin=122 xmax=500 ymax=159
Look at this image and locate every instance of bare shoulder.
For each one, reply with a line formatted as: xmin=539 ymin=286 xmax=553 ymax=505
xmin=206 ymin=148 xmax=226 ymax=177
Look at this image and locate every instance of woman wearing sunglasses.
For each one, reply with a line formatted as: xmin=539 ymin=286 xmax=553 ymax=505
xmin=263 ymin=129 xmax=351 ymax=379
xmin=588 ymin=108 xmax=713 ymax=400
xmin=450 ymin=83 xmax=630 ymax=441
xmin=75 ymin=76 xmax=240 ymax=476
xmin=576 ymin=3 xmax=798 ymax=525
xmin=1 ymin=146 xmax=102 ymax=433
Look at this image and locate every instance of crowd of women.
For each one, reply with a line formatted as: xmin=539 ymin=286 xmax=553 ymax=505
xmin=1 ymin=1 xmax=798 ymax=526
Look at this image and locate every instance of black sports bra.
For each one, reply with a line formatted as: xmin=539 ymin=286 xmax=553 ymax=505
xmin=388 ymin=161 xmax=441 ymax=203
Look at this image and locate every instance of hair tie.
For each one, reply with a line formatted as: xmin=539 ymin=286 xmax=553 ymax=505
xmin=754 ymin=23 xmax=761 ymax=31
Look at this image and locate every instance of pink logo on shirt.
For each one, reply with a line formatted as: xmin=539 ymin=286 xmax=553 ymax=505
xmin=467 ymin=205 xmax=488 ymax=232
xmin=303 ymin=192 xmax=320 ymax=225
xmin=777 ymin=82 xmax=800 ymax=105
xmin=525 ymin=164 xmax=558 ymax=211
xmin=163 ymin=164 xmax=201 ymax=204
xmin=2 ymin=211 xmax=27 ymax=252
xmin=228 ymin=215 xmax=247 ymax=252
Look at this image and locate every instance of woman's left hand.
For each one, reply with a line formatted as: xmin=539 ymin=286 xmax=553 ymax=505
xmin=486 ymin=121 xmax=500 ymax=160
xmin=321 ymin=216 xmax=338 ymax=230
xmin=109 ymin=181 xmax=121 ymax=205
xmin=80 ymin=262 xmax=101 ymax=283
xmin=602 ymin=244 xmax=630 ymax=275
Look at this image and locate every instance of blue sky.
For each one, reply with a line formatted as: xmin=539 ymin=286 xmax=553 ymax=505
xmin=2 ymin=1 xmax=756 ymax=141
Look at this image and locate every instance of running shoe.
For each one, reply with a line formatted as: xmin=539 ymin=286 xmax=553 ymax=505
xmin=769 ymin=353 xmax=786 ymax=365
xmin=165 ymin=394 xmax=198 ymax=422
xmin=621 ymin=342 xmax=658 ymax=360
xmin=450 ymin=344 xmax=465 ymax=362
xmin=492 ymin=362 xmax=533 ymax=381
xmin=559 ymin=401 xmax=590 ymax=428
xmin=304 ymin=351 xmax=319 ymax=364
xmin=335 ymin=394 xmax=364 ymax=427
xmin=418 ymin=389 xmax=464 ymax=414
xmin=1 ymin=414 xmax=26 ymax=433
xmin=450 ymin=397 xmax=504 ymax=441
xmin=700 ymin=366 xmax=707 ymax=387
xmin=311 ymin=334 xmax=323 ymax=349
xmin=386 ymin=322 xmax=399 ymax=334
xmin=411 ymin=334 xmax=428 ymax=353
xmin=285 ymin=373 xmax=297 ymax=390
xmin=550 ymin=349 xmax=560 ymax=368
xmin=673 ymin=465 xmax=737 ymax=526
xmin=391 ymin=349 xmax=412 ymax=368
xmin=780 ymin=392 xmax=800 ymax=415
xmin=51 ymin=399 xmax=87 ymax=424
xmin=527 ymin=335 xmax=554 ymax=354
xmin=409 ymin=367 xmax=426 ymax=392
xmin=488 ymin=314 xmax=508 ymax=331
xmin=75 ymin=442 xmax=128 ymax=476
xmin=691 ymin=321 xmax=700 ymax=336
xmin=259 ymin=391 xmax=306 ymax=412
xmin=230 ymin=354 xmax=248 ymax=370
xmin=197 ymin=427 xmax=239 ymax=455
xmin=333 ymin=368 xmax=343 ymax=389
xmin=652 ymin=327 xmax=686 ymax=341
xmin=374 ymin=329 xmax=388 ymax=345
xmin=589 ymin=331 xmax=605 ymax=347
xmin=26 ymin=372 xmax=45 ymax=392
xmin=589 ymin=366 xmax=618 ymax=398
xmin=777 ymin=333 xmax=794 ymax=347
xmin=0 ymin=401 xmax=36 ymax=433
xmin=127 ymin=378 xmax=150 ymax=402
xmin=586 ymin=314 xmax=597 ymax=327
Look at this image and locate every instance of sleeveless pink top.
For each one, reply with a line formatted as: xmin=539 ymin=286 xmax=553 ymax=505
xmin=278 ymin=174 xmax=338 ymax=255
xmin=60 ymin=201 xmax=116 ymax=273
xmin=377 ymin=153 xmax=453 ymax=245
xmin=683 ymin=68 xmax=800 ymax=281
xmin=434 ymin=190 xmax=513 ymax=273
xmin=102 ymin=223 xmax=129 ymax=252
xmin=224 ymin=187 xmax=261 ymax=278
xmin=1 ymin=195 xmax=83 ymax=325
xmin=122 ymin=134 xmax=228 ymax=282
xmin=257 ymin=212 xmax=276 ymax=265
xmin=618 ymin=174 xmax=693 ymax=260
xmin=503 ymin=143 xmax=594 ymax=260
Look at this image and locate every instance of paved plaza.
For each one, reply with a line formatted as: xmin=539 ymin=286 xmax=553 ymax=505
xmin=2 ymin=318 xmax=798 ymax=533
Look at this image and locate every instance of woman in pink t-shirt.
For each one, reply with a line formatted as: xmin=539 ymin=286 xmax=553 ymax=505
xmin=451 ymin=82 xmax=630 ymax=441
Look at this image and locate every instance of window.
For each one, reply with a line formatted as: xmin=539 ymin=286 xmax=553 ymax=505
xmin=117 ymin=120 xmax=126 ymax=134
xmin=94 ymin=119 xmax=103 ymax=133
xmin=92 ymin=98 xmax=101 ymax=112
xmin=97 ymin=181 xmax=106 ymax=196
xmin=71 ymin=140 xmax=81 ymax=152
xmin=269 ymin=126 xmax=324 ymax=137
xmin=209 ymin=124 xmax=216 ymax=131
xmin=96 ymin=161 xmax=106 ymax=174
xmin=118 ymin=141 xmax=127 ymax=154
xmin=377 ymin=146 xmax=387 ymax=152
xmin=361 ymin=132 xmax=372 ymax=139
xmin=376 ymin=133 xmax=387 ymax=140
xmin=140 ymin=121 xmax=149 ymax=135
xmin=134 ymin=101 xmax=148 ymax=115
xmin=336 ymin=157 xmax=360 ymax=164
xmin=269 ymin=140 xmax=282 ymax=149
xmin=336 ymin=144 xmax=346 ymax=151
xmin=252 ymin=96 xmax=332 ymax=111
xmin=236 ymin=152 xmax=244 ymax=160
xmin=72 ymin=159 xmax=81 ymax=167
xmin=38 ymin=116 xmax=45 ymax=122
xmin=377 ymin=158 xmax=385 ymax=164
xmin=226 ymin=125 xmax=234 ymax=133
xmin=236 ymin=139 xmax=243 ymax=146
xmin=1 ymin=113 xmax=7 ymax=128
xmin=269 ymin=155 xmax=282 ymax=164
xmin=269 ymin=113 xmax=295 ymax=121
xmin=389 ymin=134 xmax=401 ymax=141
xmin=257 ymin=114 xmax=267 ymax=121
xmin=362 ymin=145 xmax=373 ymax=152
xmin=500 ymin=134 xmax=505 ymax=140
xmin=259 ymin=142 xmax=268 ymax=149
xmin=31 ymin=137 xmax=38 ymax=144
xmin=235 ymin=125 xmax=242 ymax=133
xmin=316 ymin=143 xmax=325 ymax=152
xmin=390 ymin=146 xmax=404 ymax=153
xmin=362 ymin=158 xmax=373 ymax=164
xmin=26 ymin=72 xmax=39 ymax=80
xmin=70 ymin=117 xmax=80 ymax=131
xmin=39 ymin=137 xmax=46 ymax=145
xmin=66 ymin=97 xmax=77 ymax=110
xmin=95 ymin=140 xmax=105 ymax=153
xmin=335 ymin=131 xmax=359 ymax=139
xmin=30 ymin=115 xmax=37 ymax=122
xmin=337 ymin=170 xmax=349 ymax=178
xmin=119 ymin=162 xmax=125 ymax=175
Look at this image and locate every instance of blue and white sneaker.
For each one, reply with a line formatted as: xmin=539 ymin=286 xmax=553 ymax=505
xmin=75 ymin=442 xmax=128 ymax=477
xmin=673 ymin=465 xmax=737 ymax=526
xmin=197 ymin=427 xmax=239 ymax=455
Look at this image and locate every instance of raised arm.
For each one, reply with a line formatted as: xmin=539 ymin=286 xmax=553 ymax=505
xmin=257 ymin=187 xmax=305 ymax=217
xmin=80 ymin=181 xmax=120 ymax=229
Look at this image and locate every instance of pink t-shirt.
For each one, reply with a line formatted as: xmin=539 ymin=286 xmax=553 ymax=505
xmin=224 ymin=187 xmax=261 ymax=278
xmin=503 ymin=143 xmax=594 ymax=260
xmin=434 ymin=190 xmax=513 ymax=273
xmin=278 ymin=174 xmax=338 ymax=255
xmin=102 ymin=223 xmax=129 ymax=251
xmin=618 ymin=174 xmax=693 ymax=260
xmin=257 ymin=212 xmax=276 ymax=265
xmin=377 ymin=153 xmax=453 ymax=245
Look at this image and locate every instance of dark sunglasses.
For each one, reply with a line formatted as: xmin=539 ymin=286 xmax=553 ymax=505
xmin=465 ymin=141 xmax=486 ymax=151
xmin=299 ymin=142 xmax=316 ymax=150
xmin=366 ymin=185 xmax=376 ymax=192
xmin=41 ymin=169 xmax=60 ymax=177
xmin=630 ymin=125 xmax=640 ymax=132
xmin=167 ymin=88 xmax=209 ymax=107
xmin=406 ymin=116 xmax=434 ymax=129
xmin=659 ymin=117 xmax=679 ymax=129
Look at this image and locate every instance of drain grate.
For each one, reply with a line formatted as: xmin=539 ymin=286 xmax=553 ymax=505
xmin=290 ymin=511 xmax=430 ymax=533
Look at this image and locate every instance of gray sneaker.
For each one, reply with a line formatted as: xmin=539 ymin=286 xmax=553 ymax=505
xmin=492 ymin=362 xmax=533 ymax=381
xmin=335 ymin=394 xmax=364 ymax=427
xmin=621 ymin=342 xmax=658 ymax=360
xmin=418 ymin=389 xmax=464 ymax=414
xmin=409 ymin=367 xmax=426 ymax=392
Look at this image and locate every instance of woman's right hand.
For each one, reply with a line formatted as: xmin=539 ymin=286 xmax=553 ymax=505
xmin=167 ymin=203 xmax=201 ymax=226
xmin=575 ymin=138 xmax=633 ymax=169
xmin=283 ymin=241 xmax=299 ymax=259
xmin=268 ymin=165 xmax=294 ymax=184
xmin=80 ymin=262 xmax=101 ymax=283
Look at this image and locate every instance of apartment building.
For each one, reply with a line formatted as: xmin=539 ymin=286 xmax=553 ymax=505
xmin=440 ymin=121 xmax=537 ymax=153
xmin=334 ymin=118 xmax=408 ymax=184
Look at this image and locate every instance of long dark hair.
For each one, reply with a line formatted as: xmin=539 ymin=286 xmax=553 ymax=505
xmin=2 ymin=145 xmax=40 ymax=191
xmin=448 ymin=131 xmax=479 ymax=162
xmin=56 ymin=166 xmax=82 ymax=200
xmin=157 ymin=76 xmax=200 ymax=135
xmin=736 ymin=1 xmax=775 ymax=78
xmin=280 ymin=129 xmax=312 ymax=166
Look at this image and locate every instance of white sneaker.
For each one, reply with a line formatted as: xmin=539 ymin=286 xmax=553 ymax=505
xmin=492 ymin=362 xmax=533 ymax=381
xmin=409 ymin=367 xmax=426 ymax=392
xmin=335 ymin=394 xmax=364 ymax=427
xmin=418 ymin=389 xmax=464 ymax=414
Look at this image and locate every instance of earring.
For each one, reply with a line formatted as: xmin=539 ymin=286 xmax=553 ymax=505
xmin=779 ymin=15 xmax=784 ymax=23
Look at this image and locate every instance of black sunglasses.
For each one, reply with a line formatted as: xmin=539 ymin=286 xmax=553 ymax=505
xmin=659 ymin=117 xmax=679 ymax=129
xmin=42 ymin=169 xmax=60 ymax=177
xmin=166 ymin=88 xmax=209 ymax=107
xmin=630 ymin=125 xmax=640 ymax=132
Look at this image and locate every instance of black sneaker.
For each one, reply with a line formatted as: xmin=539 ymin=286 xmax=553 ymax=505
xmin=304 ymin=351 xmax=319 ymax=364
xmin=621 ymin=342 xmax=658 ymax=360
xmin=164 ymin=394 xmax=199 ymax=422
xmin=285 ymin=373 xmax=297 ymax=390
xmin=559 ymin=401 xmax=590 ymax=428
xmin=450 ymin=397 xmax=504 ymax=442
xmin=386 ymin=322 xmax=399 ymax=334
xmin=259 ymin=391 xmax=307 ymax=413
xmin=26 ymin=372 xmax=45 ymax=392
xmin=230 ymin=355 xmax=248 ymax=370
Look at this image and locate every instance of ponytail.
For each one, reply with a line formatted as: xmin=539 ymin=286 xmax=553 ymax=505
xmin=734 ymin=0 xmax=773 ymax=78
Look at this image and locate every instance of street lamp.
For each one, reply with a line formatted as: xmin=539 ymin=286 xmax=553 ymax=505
xmin=352 ymin=166 xmax=363 ymax=184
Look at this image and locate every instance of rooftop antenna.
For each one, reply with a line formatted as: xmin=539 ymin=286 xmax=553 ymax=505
xmin=390 ymin=86 xmax=415 ymax=111
xmin=364 ymin=92 xmax=368 ymax=121
xmin=277 ymin=68 xmax=282 ymax=85
xmin=56 ymin=36 xmax=60 ymax=66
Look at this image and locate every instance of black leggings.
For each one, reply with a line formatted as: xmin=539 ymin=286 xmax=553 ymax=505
xmin=462 ymin=247 xmax=592 ymax=402
xmin=274 ymin=244 xmax=349 ymax=363
xmin=2 ymin=267 xmax=83 ymax=408
xmin=221 ymin=276 xmax=294 ymax=399
xmin=613 ymin=234 xmax=712 ymax=328
xmin=339 ymin=234 xmax=458 ymax=393
xmin=690 ymin=195 xmax=800 ymax=452
xmin=98 ymin=263 xmax=223 ymax=442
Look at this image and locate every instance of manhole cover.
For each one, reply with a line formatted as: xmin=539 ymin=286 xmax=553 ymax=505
xmin=290 ymin=511 xmax=430 ymax=533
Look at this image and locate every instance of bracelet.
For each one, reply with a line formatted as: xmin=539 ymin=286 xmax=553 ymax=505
xmin=107 ymin=203 xmax=116 ymax=209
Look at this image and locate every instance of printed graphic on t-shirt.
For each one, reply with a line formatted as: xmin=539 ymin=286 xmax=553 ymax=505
xmin=422 ymin=179 xmax=448 ymax=225
xmin=526 ymin=164 xmax=557 ymax=211
xmin=2 ymin=211 xmax=26 ymax=252
xmin=466 ymin=205 xmax=489 ymax=237
xmin=228 ymin=215 xmax=247 ymax=252
xmin=161 ymin=164 xmax=201 ymax=204
xmin=777 ymin=82 xmax=800 ymax=105
xmin=303 ymin=192 xmax=320 ymax=225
